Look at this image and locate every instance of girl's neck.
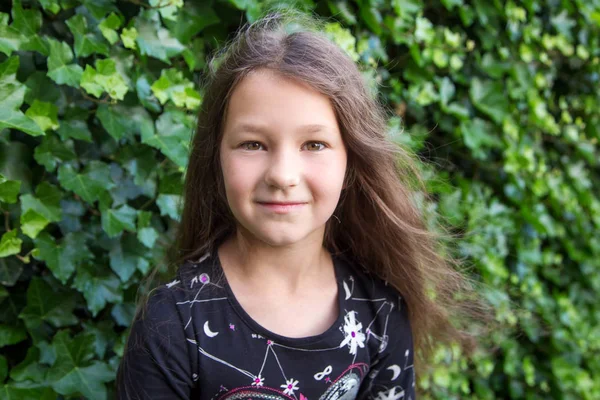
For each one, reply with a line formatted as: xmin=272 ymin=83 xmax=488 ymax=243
xmin=218 ymin=230 xmax=333 ymax=292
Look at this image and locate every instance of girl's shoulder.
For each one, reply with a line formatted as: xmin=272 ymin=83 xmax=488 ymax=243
xmin=334 ymin=253 xmax=406 ymax=307
xmin=156 ymin=251 xmax=226 ymax=302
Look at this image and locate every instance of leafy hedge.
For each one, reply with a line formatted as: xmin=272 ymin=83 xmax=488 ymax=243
xmin=0 ymin=0 xmax=598 ymax=399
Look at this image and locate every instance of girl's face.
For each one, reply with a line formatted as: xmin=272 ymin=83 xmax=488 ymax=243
xmin=220 ymin=69 xmax=347 ymax=247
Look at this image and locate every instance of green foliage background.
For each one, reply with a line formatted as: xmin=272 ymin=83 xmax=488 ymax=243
xmin=0 ymin=0 xmax=599 ymax=398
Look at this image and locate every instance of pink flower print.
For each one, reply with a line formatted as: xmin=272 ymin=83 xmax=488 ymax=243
xmin=281 ymin=378 xmax=299 ymax=396
xmin=251 ymin=375 xmax=264 ymax=387
xmin=300 ymin=394 xmax=308 ymax=400
xmin=339 ymin=311 xmax=365 ymax=355
xmin=229 ymin=323 xmax=235 ymax=331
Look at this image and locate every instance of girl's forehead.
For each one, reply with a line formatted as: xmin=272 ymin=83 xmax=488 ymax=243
xmin=224 ymin=70 xmax=338 ymax=131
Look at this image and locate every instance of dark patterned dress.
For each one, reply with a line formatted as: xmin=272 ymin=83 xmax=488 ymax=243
xmin=117 ymin=250 xmax=415 ymax=400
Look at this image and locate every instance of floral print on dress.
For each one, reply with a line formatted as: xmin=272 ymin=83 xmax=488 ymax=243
xmin=281 ymin=378 xmax=300 ymax=396
xmin=339 ymin=310 xmax=366 ymax=355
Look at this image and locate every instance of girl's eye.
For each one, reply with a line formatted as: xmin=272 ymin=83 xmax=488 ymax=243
xmin=241 ymin=142 xmax=263 ymax=151
xmin=304 ymin=142 xmax=327 ymax=151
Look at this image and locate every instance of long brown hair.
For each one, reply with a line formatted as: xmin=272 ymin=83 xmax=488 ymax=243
xmin=169 ymin=10 xmax=487 ymax=367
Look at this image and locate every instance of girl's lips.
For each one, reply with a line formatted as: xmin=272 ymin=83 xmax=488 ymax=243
xmin=257 ymin=202 xmax=307 ymax=213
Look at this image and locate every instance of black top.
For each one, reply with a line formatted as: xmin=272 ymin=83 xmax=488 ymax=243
xmin=116 ymin=250 xmax=415 ymax=400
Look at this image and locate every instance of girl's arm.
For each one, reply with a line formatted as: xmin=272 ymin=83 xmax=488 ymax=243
xmin=116 ymin=286 xmax=197 ymax=399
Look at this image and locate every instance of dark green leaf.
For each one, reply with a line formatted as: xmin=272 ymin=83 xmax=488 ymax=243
xmin=46 ymin=39 xmax=84 ymax=87
xmin=72 ymin=263 xmax=123 ymax=317
xmin=58 ymin=161 xmax=115 ymax=204
xmin=46 ymin=330 xmax=113 ymax=400
xmin=65 ymin=14 xmax=110 ymax=58
xmin=33 ymin=232 xmax=89 ymax=284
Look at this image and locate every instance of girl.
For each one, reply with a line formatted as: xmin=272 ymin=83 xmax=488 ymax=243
xmin=117 ymin=11 xmax=478 ymax=400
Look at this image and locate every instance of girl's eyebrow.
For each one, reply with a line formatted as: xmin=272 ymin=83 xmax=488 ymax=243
xmin=231 ymin=122 xmax=333 ymax=135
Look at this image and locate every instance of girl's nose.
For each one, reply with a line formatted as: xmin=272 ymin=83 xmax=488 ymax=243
xmin=264 ymin=150 xmax=301 ymax=190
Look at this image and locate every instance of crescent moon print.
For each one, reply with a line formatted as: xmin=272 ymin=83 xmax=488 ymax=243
xmin=204 ymin=321 xmax=219 ymax=337
xmin=386 ymin=365 xmax=401 ymax=381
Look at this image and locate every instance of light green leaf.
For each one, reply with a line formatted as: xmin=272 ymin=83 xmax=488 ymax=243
xmin=37 ymin=0 xmax=61 ymax=14
xmin=135 ymin=13 xmax=185 ymax=63
xmin=151 ymin=68 xmax=201 ymax=110
xmin=72 ymin=264 xmax=123 ymax=317
xmin=46 ymin=39 xmax=84 ymax=87
xmin=20 ymin=182 xmax=63 ymax=222
xmin=459 ymin=118 xmax=502 ymax=159
xmin=0 ymin=17 xmax=24 ymax=56
xmin=99 ymin=12 xmax=122 ymax=45
xmin=101 ymin=204 xmax=137 ymax=237
xmin=11 ymin=0 xmax=48 ymax=55
xmin=470 ymin=78 xmax=510 ymax=124
xmin=80 ymin=58 xmax=128 ymax=100
xmin=0 ymin=174 xmax=21 ymax=203
xmin=0 ymin=56 xmax=45 ymax=137
xmin=58 ymin=161 xmax=115 ymax=204
xmin=142 ymin=108 xmax=193 ymax=168
xmin=33 ymin=232 xmax=89 ymax=284
xmin=164 ymin=3 xmax=220 ymax=43
xmin=0 ymin=230 xmax=22 ymax=258
xmin=46 ymin=330 xmax=113 ymax=400
xmin=66 ymin=14 xmax=110 ymax=58
xmin=25 ymin=100 xmax=60 ymax=132
xmin=157 ymin=194 xmax=181 ymax=221
xmin=20 ymin=209 xmax=49 ymax=239
xmin=121 ymin=27 xmax=138 ymax=49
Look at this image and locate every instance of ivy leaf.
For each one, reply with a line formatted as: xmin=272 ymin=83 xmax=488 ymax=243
xmin=97 ymin=104 xmax=154 ymax=141
xmin=20 ymin=210 xmax=48 ymax=239
xmin=0 ymin=174 xmax=21 ymax=203
xmin=0 ymin=230 xmax=22 ymax=258
xmin=135 ymin=12 xmax=185 ymax=63
xmin=151 ymin=68 xmax=201 ymax=110
xmin=0 ymin=56 xmax=45 ymax=137
xmin=0 ymin=323 xmax=27 ymax=347
xmin=46 ymin=39 xmax=84 ymax=87
xmin=37 ymin=0 xmax=61 ymax=14
xmin=470 ymin=78 xmax=510 ymax=124
xmin=72 ymin=263 xmax=123 ymax=317
xmin=10 ymin=346 xmax=48 ymax=383
xmin=142 ymin=108 xmax=193 ymax=168
xmin=20 ymin=182 xmax=63 ymax=238
xmin=34 ymin=134 xmax=77 ymax=172
xmin=164 ymin=3 xmax=220 ymax=43
xmin=0 ymin=385 xmax=56 ymax=400
xmin=120 ymin=26 xmax=138 ymax=49
xmin=24 ymin=100 xmax=60 ymax=132
xmin=18 ymin=277 xmax=78 ymax=341
xmin=80 ymin=58 xmax=128 ymax=100
xmin=99 ymin=12 xmax=122 ymax=45
xmin=33 ymin=232 xmax=89 ymax=284
xmin=11 ymin=0 xmax=48 ymax=55
xmin=137 ymin=210 xmax=158 ymax=248
xmin=111 ymin=302 xmax=136 ymax=327
xmin=101 ymin=204 xmax=137 ymax=237
xmin=157 ymin=194 xmax=182 ymax=221
xmin=0 ymin=13 xmax=24 ymax=56
xmin=46 ymin=330 xmax=114 ymax=400
xmin=109 ymin=234 xmax=149 ymax=282
xmin=0 ymin=256 xmax=23 ymax=286
xmin=58 ymin=161 xmax=115 ymax=204
xmin=459 ymin=118 xmax=502 ymax=160
xmin=56 ymin=118 xmax=93 ymax=142
xmin=65 ymin=14 xmax=110 ymax=58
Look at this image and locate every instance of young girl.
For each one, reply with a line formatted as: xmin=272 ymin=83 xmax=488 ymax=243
xmin=117 ymin=11 xmax=477 ymax=400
